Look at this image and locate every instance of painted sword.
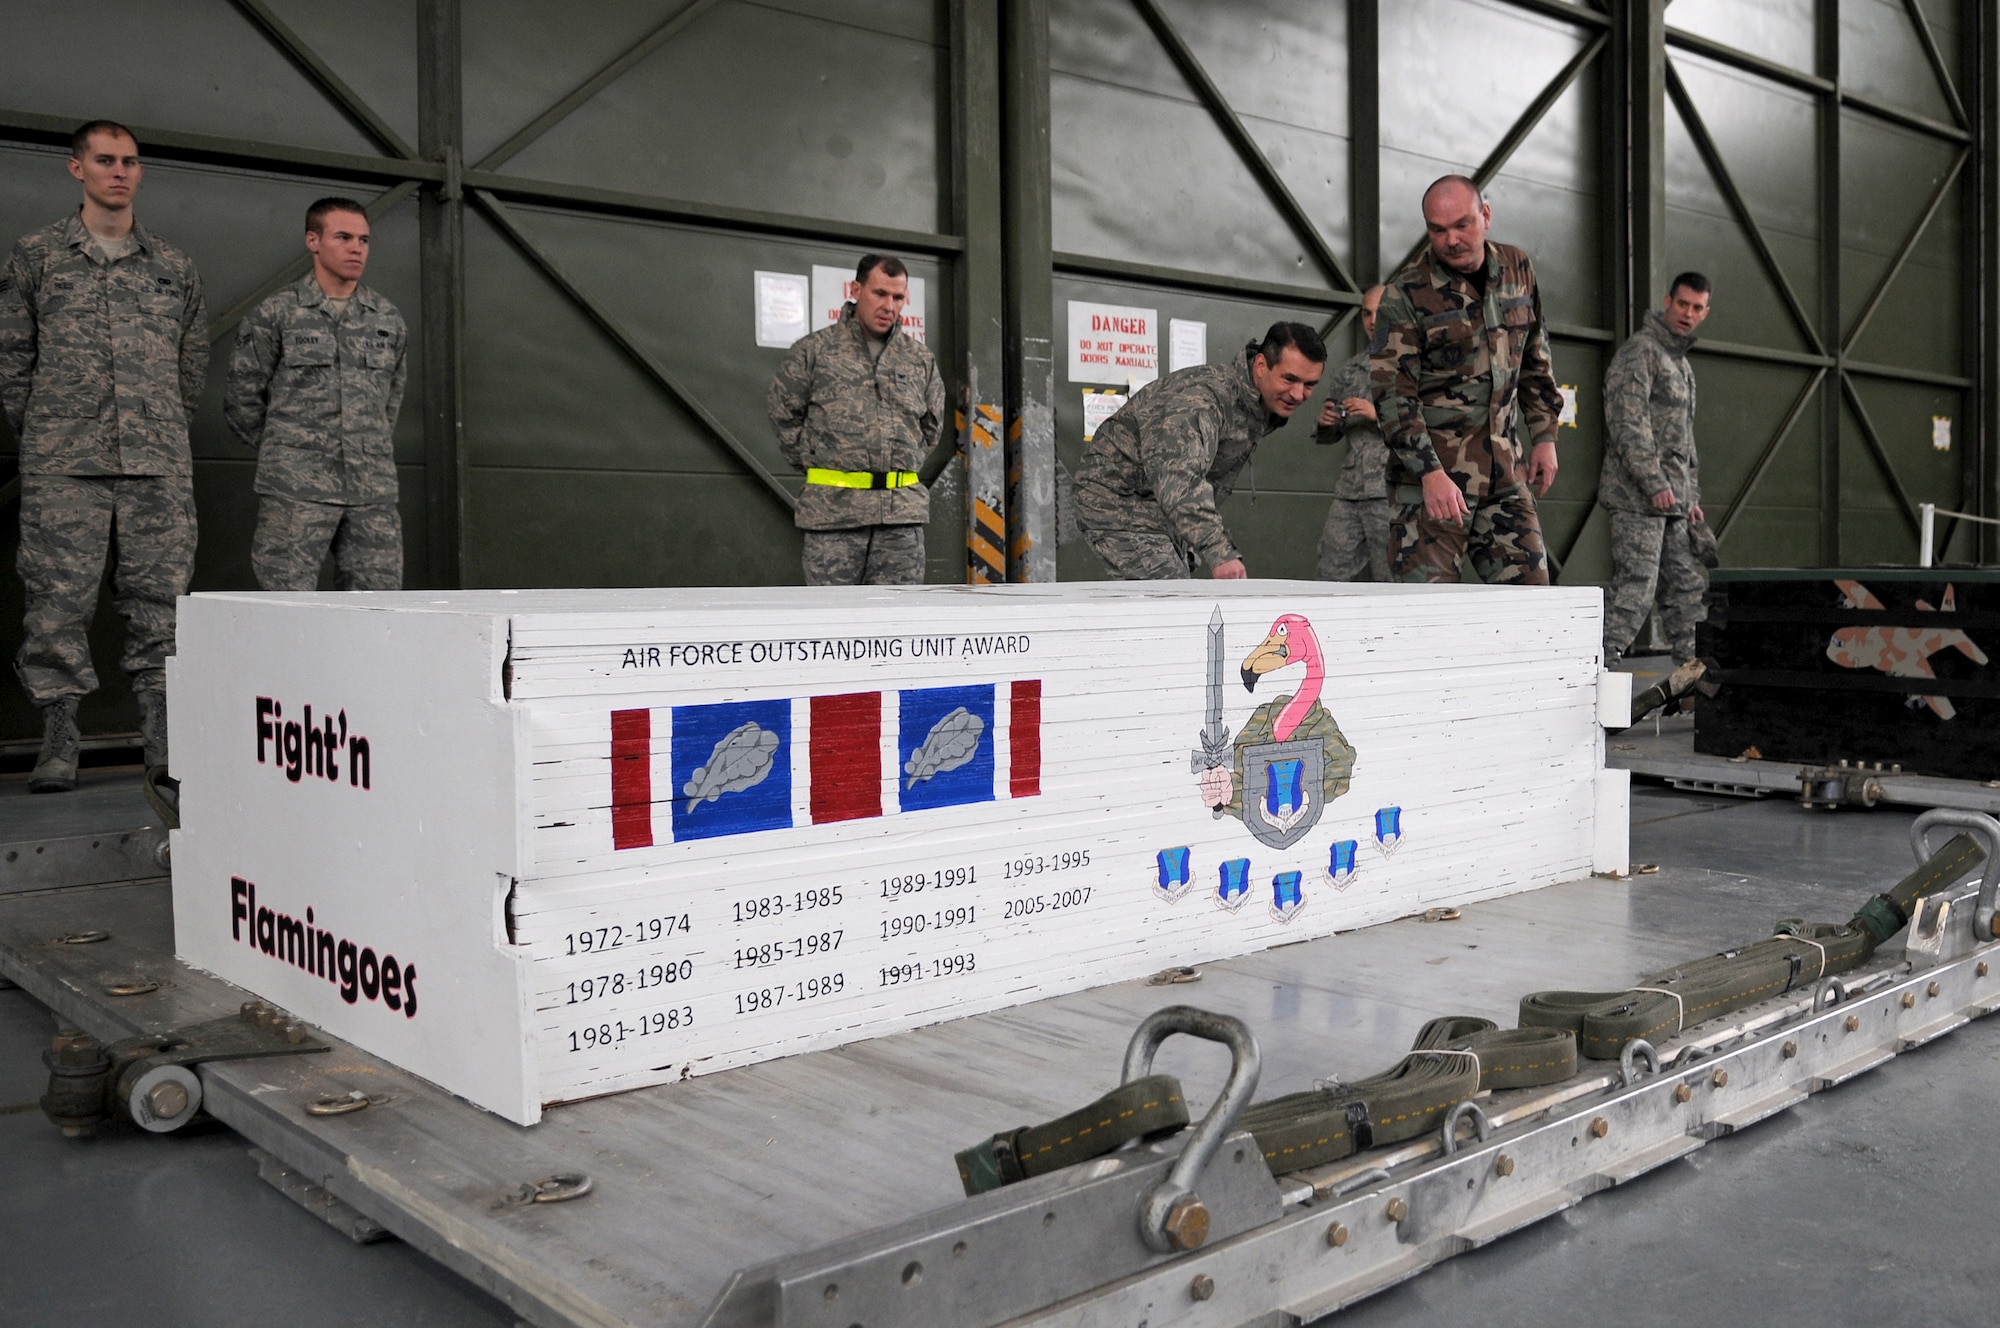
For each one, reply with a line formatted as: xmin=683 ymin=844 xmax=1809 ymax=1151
xmin=1191 ymin=606 xmax=1232 ymax=818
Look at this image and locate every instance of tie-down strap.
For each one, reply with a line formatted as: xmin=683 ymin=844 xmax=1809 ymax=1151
xmin=955 ymin=1073 xmax=1189 ymax=1196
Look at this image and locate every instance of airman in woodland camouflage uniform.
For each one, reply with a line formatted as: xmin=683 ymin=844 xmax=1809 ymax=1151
xmin=767 ymin=254 xmax=944 ymax=586
xmin=1315 ymin=286 xmax=1389 ymax=581
xmin=225 ymin=198 xmax=408 ymax=592
xmin=0 ymin=121 xmax=206 ymax=790
xmin=1076 ymin=322 xmax=1326 ymax=580
xmin=1371 ymin=176 xmax=1562 ymax=585
xmin=1601 ymin=273 xmax=1714 ymax=662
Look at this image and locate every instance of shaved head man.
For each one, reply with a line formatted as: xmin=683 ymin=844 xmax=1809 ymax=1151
xmin=1367 ymin=176 xmax=1564 ymax=585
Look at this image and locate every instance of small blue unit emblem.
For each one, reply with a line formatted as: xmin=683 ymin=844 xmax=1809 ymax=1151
xmin=1326 ymin=839 xmax=1358 ymax=890
xmin=1266 ymin=759 xmax=1305 ymax=819
xmin=1154 ymin=846 xmax=1193 ymax=903
xmin=1374 ymin=806 xmax=1404 ymax=856
xmin=1216 ymin=857 xmax=1252 ymax=911
xmin=1270 ymin=870 xmax=1305 ymax=923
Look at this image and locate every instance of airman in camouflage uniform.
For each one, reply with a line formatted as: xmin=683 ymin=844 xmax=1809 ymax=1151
xmin=1076 ymin=323 xmax=1326 ymax=580
xmin=0 ymin=122 xmax=207 ymax=790
xmin=1370 ymin=177 xmax=1563 ymax=585
xmin=1601 ymin=274 xmax=1714 ymax=662
xmin=1315 ymin=286 xmax=1389 ymax=581
xmin=767 ymin=255 xmax=944 ymax=586
xmin=225 ymin=199 xmax=408 ymax=592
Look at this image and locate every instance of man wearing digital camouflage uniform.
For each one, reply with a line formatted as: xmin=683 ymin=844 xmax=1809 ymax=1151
xmin=226 ymin=196 xmax=408 ymax=593
xmin=1075 ymin=322 xmax=1327 ymax=580
xmin=1600 ymin=272 xmax=1715 ymax=663
xmin=0 ymin=120 xmax=207 ymax=791
xmin=767 ymin=254 xmax=945 ymax=586
xmin=1370 ymin=175 xmax=1563 ymax=584
xmin=1315 ymin=285 xmax=1390 ymax=581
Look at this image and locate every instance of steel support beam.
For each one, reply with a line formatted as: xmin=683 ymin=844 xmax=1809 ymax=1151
xmin=418 ymin=0 xmax=467 ymax=587
xmin=1817 ymin=1 xmax=1842 ymax=564
xmin=1622 ymin=0 xmax=1666 ymax=331
xmin=1716 ymin=369 xmax=1826 ymax=543
xmin=1976 ymin=0 xmax=2000 ymax=561
xmin=227 ymin=0 xmax=420 ymax=161
xmin=1349 ymin=0 xmax=1380 ymax=294
xmin=1130 ymin=0 xmax=1354 ymax=295
xmin=1002 ymin=0 xmax=1055 ymax=583
xmin=952 ymin=0 xmax=1009 ymax=585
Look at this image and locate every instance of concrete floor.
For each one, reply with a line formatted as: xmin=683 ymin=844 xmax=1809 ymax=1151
xmin=2 ymin=781 xmax=1998 ymax=1326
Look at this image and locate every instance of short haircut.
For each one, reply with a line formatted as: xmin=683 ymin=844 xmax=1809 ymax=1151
xmin=855 ymin=253 xmax=909 ymax=285
xmin=1258 ymin=321 xmax=1328 ymax=367
xmin=1422 ymin=174 xmax=1484 ymax=212
xmin=70 ymin=120 xmax=137 ymax=158
xmin=306 ymin=197 xmax=369 ymax=234
xmin=1668 ymin=270 xmax=1712 ymax=299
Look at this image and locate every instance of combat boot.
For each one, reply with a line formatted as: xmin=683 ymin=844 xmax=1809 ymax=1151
xmin=29 ymin=697 xmax=81 ymax=794
xmin=136 ymin=689 xmax=169 ymax=773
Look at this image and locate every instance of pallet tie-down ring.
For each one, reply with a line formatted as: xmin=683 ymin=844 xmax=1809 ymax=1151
xmin=1911 ymin=809 xmax=2000 ymax=942
xmin=1121 ymin=1005 xmax=1262 ymax=1254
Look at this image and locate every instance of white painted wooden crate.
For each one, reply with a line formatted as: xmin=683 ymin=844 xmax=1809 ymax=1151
xmin=169 ymin=583 xmax=1626 ymax=1125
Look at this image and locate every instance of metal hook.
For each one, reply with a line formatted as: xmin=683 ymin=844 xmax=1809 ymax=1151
xmin=1121 ymin=1005 xmax=1261 ymax=1254
xmin=1813 ymin=977 xmax=1849 ymax=1013
xmin=1438 ymin=1099 xmax=1491 ymax=1157
xmin=1910 ymin=809 xmax=2000 ymax=944
xmin=1619 ymin=1038 xmax=1661 ymax=1087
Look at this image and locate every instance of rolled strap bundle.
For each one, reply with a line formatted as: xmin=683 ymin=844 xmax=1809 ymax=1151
xmin=1522 ymin=831 xmax=1987 ymax=1059
xmin=1239 ymin=1017 xmax=1575 ymax=1174
xmin=955 ymin=1074 xmax=1188 ymax=1196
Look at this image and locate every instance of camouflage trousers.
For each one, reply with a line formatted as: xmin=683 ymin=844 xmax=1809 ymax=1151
xmin=14 ymin=473 xmax=197 ymax=704
xmin=1604 ymin=511 xmax=1706 ymax=661
xmin=801 ymin=525 xmax=925 ymax=586
xmin=1389 ymin=481 xmax=1549 ymax=586
xmin=1317 ymin=497 xmax=1391 ymax=582
xmin=252 ymin=496 xmax=403 ymax=592
xmin=1084 ymin=528 xmax=1197 ymax=580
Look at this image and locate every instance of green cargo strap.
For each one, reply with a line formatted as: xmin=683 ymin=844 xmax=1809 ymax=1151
xmin=1521 ymin=832 xmax=1987 ymax=1059
xmin=954 ymin=1073 xmax=1188 ymax=1197
xmin=1239 ymin=1018 xmax=1575 ymax=1175
xmin=804 ymin=467 xmax=920 ymax=490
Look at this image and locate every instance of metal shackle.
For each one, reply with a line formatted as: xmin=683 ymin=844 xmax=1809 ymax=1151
xmin=1122 ymin=1005 xmax=1262 ymax=1254
xmin=1910 ymin=809 xmax=2000 ymax=945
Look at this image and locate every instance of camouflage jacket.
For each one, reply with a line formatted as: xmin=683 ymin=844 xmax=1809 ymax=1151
xmin=224 ymin=274 xmax=408 ymax=505
xmin=1598 ymin=310 xmax=1698 ymax=516
xmin=1073 ymin=345 xmax=1283 ymax=570
xmin=1368 ymin=241 xmax=1561 ymax=501
xmin=766 ymin=303 xmax=945 ymax=530
xmin=1313 ymin=348 xmax=1386 ymax=500
xmin=0 ymin=214 xmax=207 ymax=477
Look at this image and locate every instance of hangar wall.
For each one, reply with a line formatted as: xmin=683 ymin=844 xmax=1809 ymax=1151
xmin=0 ymin=0 xmax=1992 ymax=744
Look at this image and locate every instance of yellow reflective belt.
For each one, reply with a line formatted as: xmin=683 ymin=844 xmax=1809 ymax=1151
xmin=804 ymin=468 xmax=920 ymax=490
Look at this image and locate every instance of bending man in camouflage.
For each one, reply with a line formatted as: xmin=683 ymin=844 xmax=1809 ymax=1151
xmin=767 ymin=253 xmax=945 ymax=586
xmin=1370 ymin=176 xmax=1562 ymax=584
xmin=0 ymin=121 xmax=206 ymax=791
xmin=1315 ymin=285 xmax=1389 ymax=581
xmin=1076 ymin=322 xmax=1326 ymax=580
xmin=226 ymin=197 xmax=409 ymax=592
xmin=1600 ymin=272 xmax=1714 ymax=662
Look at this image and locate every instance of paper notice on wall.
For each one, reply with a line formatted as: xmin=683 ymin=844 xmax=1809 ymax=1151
xmin=1082 ymin=389 xmax=1127 ymax=441
xmin=1933 ymin=415 xmax=1952 ymax=452
xmin=1068 ymin=301 xmax=1158 ymax=386
xmin=753 ymin=271 xmax=810 ymax=348
xmin=1168 ymin=318 xmax=1207 ymax=373
xmin=1557 ymin=384 xmax=1579 ymax=428
xmin=812 ymin=264 xmax=927 ymax=343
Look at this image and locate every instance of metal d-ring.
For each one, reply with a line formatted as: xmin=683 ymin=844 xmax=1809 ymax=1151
xmin=1438 ymin=1099 xmax=1491 ymax=1157
xmin=1619 ymin=1038 xmax=1661 ymax=1087
xmin=1911 ymin=809 xmax=2000 ymax=944
xmin=1813 ymin=977 xmax=1849 ymax=1013
xmin=1122 ymin=1005 xmax=1262 ymax=1254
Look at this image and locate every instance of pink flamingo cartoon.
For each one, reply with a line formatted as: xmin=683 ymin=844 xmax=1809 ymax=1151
xmin=1826 ymin=579 xmax=1988 ymax=720
xmin=1198 ymin=613 xmax=1356 ymax=818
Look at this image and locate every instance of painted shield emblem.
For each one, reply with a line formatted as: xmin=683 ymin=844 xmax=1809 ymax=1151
xmin=1375 ymin=806 xmax=1403 ymax=856
xmin=1216 ymin=858 xmax=1252 ymax=911
xmin=1240 ymin=740 xmax=1326 ymax=850
xmin=1271 ymin=870 xmax=1306 ymax=923
xmin=1154 ymin=846 xmax=1192 ymax=903
xmin=1326 ymin=839 xmax=1358 ymax=890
